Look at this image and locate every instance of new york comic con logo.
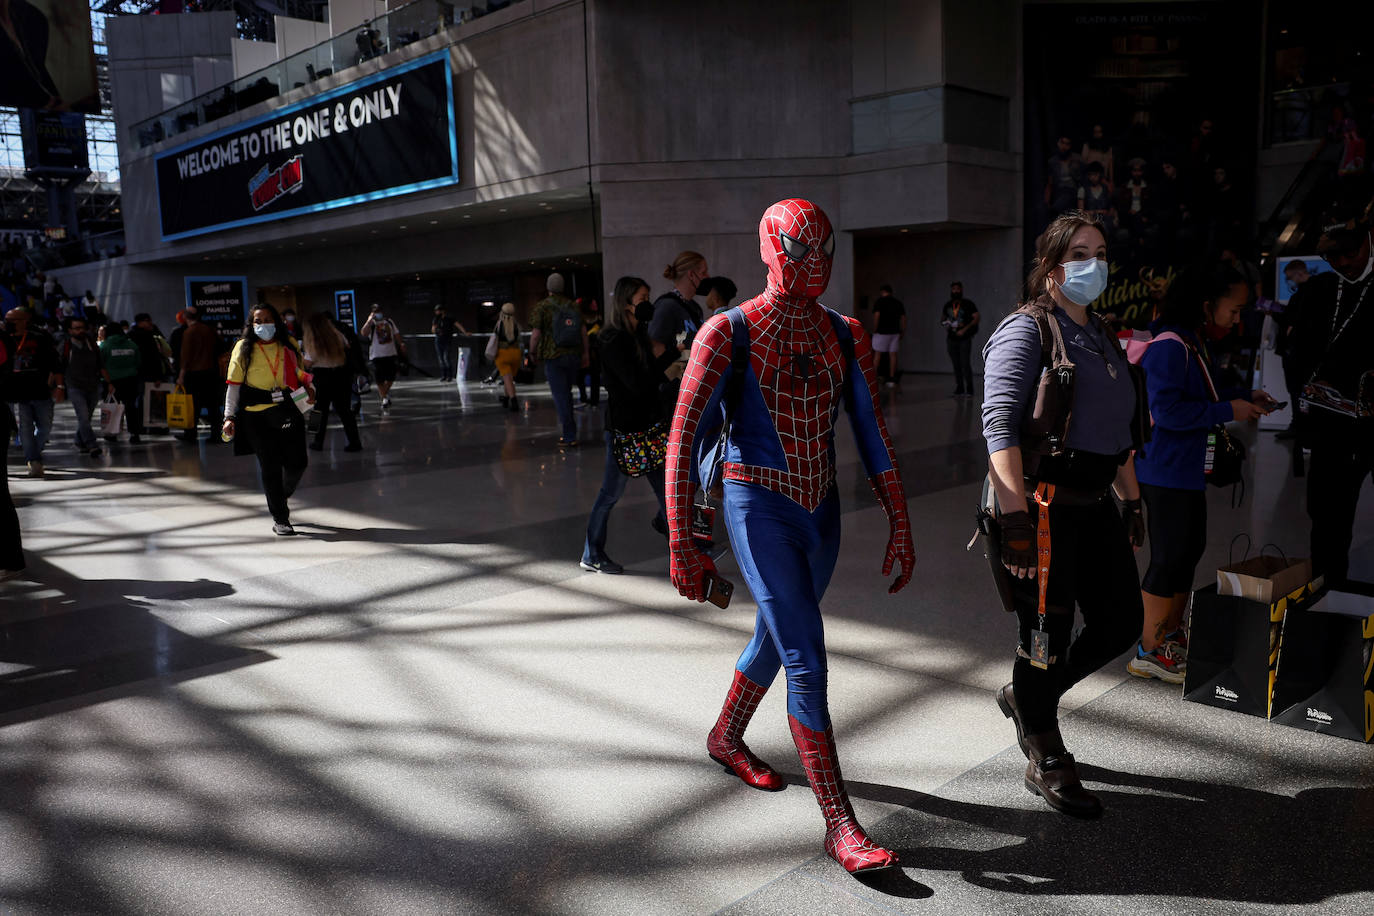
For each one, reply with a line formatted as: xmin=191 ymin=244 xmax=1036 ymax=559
xmin=249 ymin=156 xmax=304 ymax=212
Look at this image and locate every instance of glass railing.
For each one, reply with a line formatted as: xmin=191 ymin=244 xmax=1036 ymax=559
xmin=22 ymin=229 xmax=127 ymax=271
xmin=131 ymin=0 xmax=464 ymax=149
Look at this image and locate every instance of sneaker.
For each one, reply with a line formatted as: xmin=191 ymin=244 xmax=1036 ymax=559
xmin=129 ymin=434 xmax=141 ymax=444
xmin=1161 ymin=629 xmax=1189 ymax=665
xmin=558 ymin=438 xmax=579 ymax=448
xmin=1126 ymin=641 xmax=1185 ymax=684
xmin=25 ymin=461 xmax=44 ymax=479
xmin=88 ymin=447 xmax=103 ymax=458
xmin=273 ymin=522 xmax=297 ymax=536
xmin=579 ymin=557 xmax=624 ymax=574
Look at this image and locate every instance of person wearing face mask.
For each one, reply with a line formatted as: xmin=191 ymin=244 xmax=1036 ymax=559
xmin=222 ymin=305 xmax=315 ymax=536
xmin=980 ymin=211 xmax=1147 ymax=819
xmin=360 ymin=304 xmax=403 ymax=408
xmin=1130 ymin=265 xmax=1276 ymax=684
xmin=1288 ymin=210 xmax=1374 ymax=585
xmin=579 ymin=277 xmax=679 ymax=573
xmin=667 ymin=200 xmax=915 ymax=876
xmin=648 ymin=251 xmax=710 ymax=416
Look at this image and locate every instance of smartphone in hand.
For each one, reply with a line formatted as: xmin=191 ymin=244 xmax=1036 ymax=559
xmin=704 ymin=575 xmax=734 ymax=609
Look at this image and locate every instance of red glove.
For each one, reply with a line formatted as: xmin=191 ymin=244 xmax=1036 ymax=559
xmin=871 ymin=469 xmax=915 ymax=594
xmin=670 ymin=537 xmax=718 ymax=602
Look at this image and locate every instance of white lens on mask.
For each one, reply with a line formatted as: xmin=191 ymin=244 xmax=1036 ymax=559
xmin=1058 ymin=258 xmax=1109 ymax=306
xmin=1346 ymin=232 xmax=1374 ymax=284
xmin=253 ymin=324 xmax=275 ymax=341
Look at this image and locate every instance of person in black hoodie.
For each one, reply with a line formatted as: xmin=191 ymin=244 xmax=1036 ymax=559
xmin=579 ymin=276 xmax=681 ymax=573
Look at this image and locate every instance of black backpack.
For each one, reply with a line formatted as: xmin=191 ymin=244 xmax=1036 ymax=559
xmin=551 ymin=303 xmax=583 ymax=349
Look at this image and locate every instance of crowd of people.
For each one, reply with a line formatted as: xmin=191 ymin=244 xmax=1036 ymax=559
xmin=1 ymin=195 xmax=1371 ymax=878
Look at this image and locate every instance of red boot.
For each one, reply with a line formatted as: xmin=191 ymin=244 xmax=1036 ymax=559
xmin=788 ymin=716 xmax=898 ymax=874
xmin=707 ymin=671 xmax=785 ymax=791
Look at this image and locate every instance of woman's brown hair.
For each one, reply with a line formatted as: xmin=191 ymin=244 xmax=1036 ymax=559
xmin=303 ymin=311 xmax=345 ymax=363
xmin=663 ymin=250 xmax=705 ymax=282
xmin=1025 ymin=210 xmax=1106 ymax=301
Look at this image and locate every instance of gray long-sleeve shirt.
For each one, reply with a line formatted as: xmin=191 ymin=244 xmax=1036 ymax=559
xmin=981 ymin=305 xmax=1136 ymax=456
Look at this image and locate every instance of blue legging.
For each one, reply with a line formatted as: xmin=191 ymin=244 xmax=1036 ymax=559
xmin=725 ymin=480 xmax=841 ymax=731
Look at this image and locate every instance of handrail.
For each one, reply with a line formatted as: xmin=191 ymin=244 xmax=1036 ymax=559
xmin=131 ymin=0 xmax=462 ymax=150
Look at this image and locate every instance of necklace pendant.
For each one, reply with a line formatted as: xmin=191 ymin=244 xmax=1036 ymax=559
xmin=1106 ymin=362 xmax=1118 ymax=380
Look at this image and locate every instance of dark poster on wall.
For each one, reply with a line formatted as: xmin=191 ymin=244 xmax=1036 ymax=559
xmin=186 ymin=276 xmax=249 ymax=344
xmin=20 ymin=110 xmax=90 ymax=174
xmin=1024 ymin=3 xmax=1260 ymax=327
xmin=155 ymin=52 xmax=458 ymax=241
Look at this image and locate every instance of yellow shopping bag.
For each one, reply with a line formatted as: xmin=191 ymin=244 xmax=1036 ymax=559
xmin=166 ymin=386 xmax=195 ymax=430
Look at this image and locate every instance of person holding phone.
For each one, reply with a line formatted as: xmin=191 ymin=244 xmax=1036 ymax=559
xmin=981 ymin=211 xmax=1146 ymax=819
xmin=666 ymin=200 xmax=914 ymax=876
xmin=1131 ymin=264 xmax=1276 ymax=683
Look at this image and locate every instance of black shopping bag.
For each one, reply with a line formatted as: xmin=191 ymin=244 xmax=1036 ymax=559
xmin=1183 ymin=580 xmax=1320 ymax=718
xmin=1271 ymin=581 xmax=1374 ymax=743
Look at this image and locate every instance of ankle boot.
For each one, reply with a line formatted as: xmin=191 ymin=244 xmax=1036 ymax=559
xmin=706 ymin=671 xmax=784 ymax=791
xmin=1023 ymin=730 xmax=1101 ymax=819
xmin=788 ymin=716 xmax=897 ymax=874
xmin=996 ymin=683 xmax=1031 ymax=759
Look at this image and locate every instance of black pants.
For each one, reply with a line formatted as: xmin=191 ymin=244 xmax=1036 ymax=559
xmin=435 ymin=339 xmax=453 ymax=379
xmin=1140 ymin=483 xmax=1207 ymax=596
xmin=180 ymin=370 xmax=225 ymax=439
xmin=310 ymin=367 xmax=361 ymax=448
xmin=1007 ymin=498 xmax=1142 ymax=733
xmin=947 ymin=336 xmax=974 ymax=393
xmin=1307 ymin=418 xmax=1374 ymax=584
xmin=240 ymin=407 xmax=308 ymax=524
xmin=579 ymin=358 xmax=601 ymax=406
xmin=111 ymin=377 xmax=144 ymax=438
xmin=0 ymin=438 xmax=23 ymax=571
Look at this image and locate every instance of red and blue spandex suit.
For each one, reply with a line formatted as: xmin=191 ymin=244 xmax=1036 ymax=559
xmin=667 ymin=199 xmax=915 ymax=875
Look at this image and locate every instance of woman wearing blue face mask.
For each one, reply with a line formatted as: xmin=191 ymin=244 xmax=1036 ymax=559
xmin=979 ymin=211 xmax=1147 ymax=819
xmin=222 ymin=304 xmax=316 ymax=536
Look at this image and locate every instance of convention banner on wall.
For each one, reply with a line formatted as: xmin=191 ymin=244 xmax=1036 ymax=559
xmin=19 ymin=109 xmax=89 ymax=173
xmin=0 ymin=0 xmax=100 ymax=113
xmin=186 ymin=276 xmax=249 ymax=344
xmin=335 ymin=289 xmax=356 ymax=330
xmin=155 ymin=51 xmax=458 ymax=241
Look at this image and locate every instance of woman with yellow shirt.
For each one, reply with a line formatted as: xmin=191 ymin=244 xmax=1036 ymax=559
xmin=222 ymin=305 xmax=315 ymax=535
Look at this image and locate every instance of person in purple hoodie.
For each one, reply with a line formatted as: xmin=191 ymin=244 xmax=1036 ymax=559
xmin=1131 ymin=264 xmax=1278 ymax=683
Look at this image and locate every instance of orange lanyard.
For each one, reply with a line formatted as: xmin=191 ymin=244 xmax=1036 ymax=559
xmin=1031 ymin=482 xmax=1056 ymax=668
xmin=257 ymin=341 xmax=285 ymax=386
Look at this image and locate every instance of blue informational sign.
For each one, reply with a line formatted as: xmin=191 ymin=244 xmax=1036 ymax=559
xmin=185 ymin=276 xmax=249 ymax=344
xmin=335 ymin=289 xmax=357 ymax=330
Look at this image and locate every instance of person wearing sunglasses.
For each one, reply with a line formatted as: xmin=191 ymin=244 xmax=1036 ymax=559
xmin=1287 ymin=210 xmax=1374 ymax=585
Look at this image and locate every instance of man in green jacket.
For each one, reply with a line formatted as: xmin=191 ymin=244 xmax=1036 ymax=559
xmin=98 ymin=322 xmax=145 ymax=443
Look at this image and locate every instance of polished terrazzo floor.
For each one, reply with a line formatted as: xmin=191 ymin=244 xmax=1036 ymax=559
xmin=3 ymin=375 xmax=1371 ymax=915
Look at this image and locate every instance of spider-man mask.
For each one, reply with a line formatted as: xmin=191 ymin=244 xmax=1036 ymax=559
xmin=759 ymin=198 xmax=835 ymax=299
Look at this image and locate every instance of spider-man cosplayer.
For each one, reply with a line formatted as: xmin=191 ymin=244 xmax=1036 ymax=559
xmin=666 ymin=199 xmax=916 ymax=874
